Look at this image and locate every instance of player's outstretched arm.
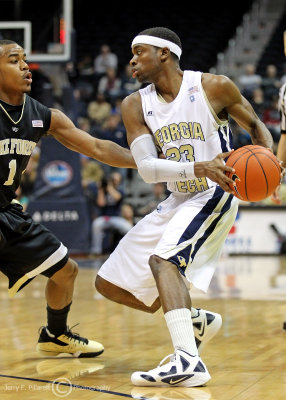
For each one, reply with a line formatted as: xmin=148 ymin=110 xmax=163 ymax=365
xmin=48 ymin=108 xmax=136 ymax=168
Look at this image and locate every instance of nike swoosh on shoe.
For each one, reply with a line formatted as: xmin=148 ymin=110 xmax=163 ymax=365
xmin=162 ymin=374 xmax=195 ymax=385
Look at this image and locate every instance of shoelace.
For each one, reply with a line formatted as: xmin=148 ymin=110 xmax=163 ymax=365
xmin=149 ymin=353 xmax=175 ymax=372
xmin=158 ymin=353 xmax=174 ymax=366
xmin=38 ymin=326 xmax=45 ymax=334
xmin=64 ymin=324 xmax=89 ymax=345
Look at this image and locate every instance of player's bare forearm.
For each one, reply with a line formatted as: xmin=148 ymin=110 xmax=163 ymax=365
xmin=92 ymin=138 xmax=136 ymax=168
xmin=248 ymin=119 xmax=273 ymax=149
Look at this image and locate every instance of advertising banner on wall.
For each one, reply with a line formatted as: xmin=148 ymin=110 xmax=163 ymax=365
xmin=27 ymin=136 xmax=90 ymax=253
xmin=223 ymin=206 xmax=286 ymax=255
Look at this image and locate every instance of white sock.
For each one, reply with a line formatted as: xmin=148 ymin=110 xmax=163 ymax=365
xmin=164 ymin=308 xmax=198 ymax=356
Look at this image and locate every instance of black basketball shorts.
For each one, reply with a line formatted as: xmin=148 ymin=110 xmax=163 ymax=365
xmin=0 ymin=202 xmax=69 ymax=297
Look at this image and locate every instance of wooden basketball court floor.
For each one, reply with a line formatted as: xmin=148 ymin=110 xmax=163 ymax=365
xmin=0 ymin=255 xmax=286 ymax=400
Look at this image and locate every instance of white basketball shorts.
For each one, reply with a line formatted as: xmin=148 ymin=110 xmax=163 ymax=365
xmin=97 ymin=185 xmax=238 ymax=306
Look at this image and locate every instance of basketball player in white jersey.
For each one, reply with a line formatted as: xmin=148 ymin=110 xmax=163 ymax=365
xmin=95 ymin=27 xmax=274 ymax=387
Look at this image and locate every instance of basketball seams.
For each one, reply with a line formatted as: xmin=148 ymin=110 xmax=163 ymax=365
xmin=244 ymin=157 xmax=250 ymax=201
xmin=249 ymin=152 xmax=281 ymax=171
xmin=247 ymin=153 xmax=268 ymax=197
xmin=226 ymin=149 xmax=251 ymax=168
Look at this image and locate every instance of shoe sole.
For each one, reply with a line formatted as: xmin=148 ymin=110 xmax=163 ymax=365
xmin=197 ymin=313 xmax=222 ymax=355
xmin=131 ymin=372 xmax=211 ymax=387
xmin=36 ymin=347 xmax=104 ymax=358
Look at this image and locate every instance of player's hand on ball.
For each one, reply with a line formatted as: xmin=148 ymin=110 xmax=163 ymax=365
xmin=194 ymin=150 xmax=236 ymax=194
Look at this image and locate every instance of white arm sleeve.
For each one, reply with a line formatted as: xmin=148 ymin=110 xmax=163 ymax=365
xmin=130 ymin=134 xmax=196 ymax=184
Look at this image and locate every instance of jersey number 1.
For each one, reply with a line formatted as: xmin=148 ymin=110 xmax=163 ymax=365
xmin=4 ymin=159 xmax=17 ymax=185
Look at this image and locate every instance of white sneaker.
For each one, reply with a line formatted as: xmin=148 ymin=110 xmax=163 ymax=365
xmin=192 ymin=309 xmax=222 ymax=355
xmin=131 ymin=349 xmax=211 ymax=387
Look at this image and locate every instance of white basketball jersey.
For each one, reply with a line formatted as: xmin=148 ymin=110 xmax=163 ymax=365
xmin=139 ymin=70 xmax=233 ymax=194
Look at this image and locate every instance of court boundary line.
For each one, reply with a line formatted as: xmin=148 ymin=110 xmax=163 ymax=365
xmin=0 ymin=373 xmax=147 ymax=399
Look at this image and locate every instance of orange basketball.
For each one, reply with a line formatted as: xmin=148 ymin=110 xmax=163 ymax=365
xmin=225 ymin=145 xmax=281 ymax=202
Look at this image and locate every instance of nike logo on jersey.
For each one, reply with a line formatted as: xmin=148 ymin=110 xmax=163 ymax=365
xmin=147 ymin=110 xmax=153 ymax=116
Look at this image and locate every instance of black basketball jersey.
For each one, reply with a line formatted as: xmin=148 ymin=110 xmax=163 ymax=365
xmin=0 ymin=95 xmax=51 ymax=207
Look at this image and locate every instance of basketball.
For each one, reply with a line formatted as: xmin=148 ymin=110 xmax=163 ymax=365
xmin=225 ymin=145 xmax=281 ymax=202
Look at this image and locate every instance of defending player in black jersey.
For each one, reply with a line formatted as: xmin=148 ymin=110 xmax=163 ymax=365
xmin=0 ymin=40 xmax=135 ymax=357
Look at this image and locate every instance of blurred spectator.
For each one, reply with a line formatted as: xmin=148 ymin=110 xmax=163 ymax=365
xmin=90 ymin=172 xmax=133 ymax=255
xmin=77 ymin=54 xmax=94 ymax=78
xmin=77 ymin=116 xmax=91 ymax=132
xmin=29 ymin=63 xmax=53 ymax=106
xmin=62 ymin=86 xmax=83 ymax=124
xmin=97 ymin=67 xmax=122 ymax=104
xmin=121 ymin=203 xmax=135 ymax=225
xmin=65 ymin=61 xmax=79 ymax=87
xmin=281 ymin=64 xmax=286 ymax=85
xmin=261 ymin=64 xmax=281 ymax=104
xmin=94 ymin=44 xmax=118 ymax=78
xmin=73 ymin=89 xmax=89 ymax=119
xmin=80 ymin=154 xmax=104 ymax=220
xmin=94 ymin=113 xmax=128 ymax=148
xmin=40 ymin=63 xmax=71 ymax=99
xmin=137 ymin=183 xmax=168 ymax=217
xmin=111 ymin=96 xmax=123 ymax=115
xmin=87 ymin=92 xmax=112 ymax=127
xmin=237 ymin=63 xmax=262 ymax=101
xmin=230 ymin=119 xmax=252 ymax=149
xmin=81 ymin=154 xmax=104 ymax=188
xmin=120 ymin=64 xmax=142 ymax=97
xmin=93 ymin=113 xmax=128 ymax=180
xmin=262 ymin=95 xmax=281 ymax=145
xmin=250 ymin=88 xmax=265 ymax=119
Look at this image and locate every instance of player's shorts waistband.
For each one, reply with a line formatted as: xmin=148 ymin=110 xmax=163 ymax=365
xmin=0 ymin=199 xmax=21 ymax=210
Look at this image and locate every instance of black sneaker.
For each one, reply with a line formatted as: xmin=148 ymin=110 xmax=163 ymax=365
xmin=36 ymin=326 xmax=104 ymax=358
